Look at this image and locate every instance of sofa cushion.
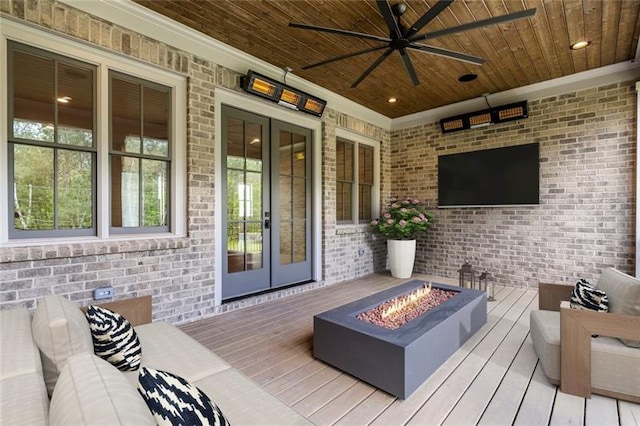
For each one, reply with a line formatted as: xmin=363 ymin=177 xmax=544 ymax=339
xmin=138 ymin=367 xmax=230 ymax=426
xmin=49 ymin=352 xmax=155 ymax=426
xmin=0 ymin=373 xmax=49 ymax=426
xmin=125 ymin=322 xmax=230 ymax=387
xmin=31 ymin=294 xmax=94 ymax=396
xmin=86 ymin=305 xmax=142 ymax=371
xmin=530 ymin=310 xmax=640 ymax=398
xmin=0 ymin=308 xmax=44 ymax=380
xmin=194 ymin=369 xmax=312 ymax=425
xmin=596 ymin=268 xmax=640 ymax=347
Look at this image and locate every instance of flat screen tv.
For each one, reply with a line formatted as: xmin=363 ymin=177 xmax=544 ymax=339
xmin=438 ymin=143 xmax=539 ymax=207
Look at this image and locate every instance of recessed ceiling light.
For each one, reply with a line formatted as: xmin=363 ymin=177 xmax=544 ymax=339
xmin=387 ymin=97 xmax=397 ymax=103
xmin=56 ymin=96 xmax=72 ymax=103
xmin=570 ymin=40 xmax=591 ymax=50
xmin=249 ymin=138 xmax=260 ymax=145
xmin=458 ymin=73 xmax=478 ymax=83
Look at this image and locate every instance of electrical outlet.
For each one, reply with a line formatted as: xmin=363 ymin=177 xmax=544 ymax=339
xmin=358 ymin=248 xmax=365 ymax=256
xmin=93 ymin=286 xmax=114 ymax=300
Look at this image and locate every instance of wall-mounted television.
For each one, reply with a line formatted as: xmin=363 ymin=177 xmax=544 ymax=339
xmin=438 ymin=143 xmax=539 ymax=207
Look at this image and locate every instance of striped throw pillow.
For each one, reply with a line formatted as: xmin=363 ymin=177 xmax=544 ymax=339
xmin=138 ymin=367 xmax=230 ymax=426
xmin=86 ymin=305 xmax=142 ymax=371
xmin=570 ymin=279 xmax=609 ymax=312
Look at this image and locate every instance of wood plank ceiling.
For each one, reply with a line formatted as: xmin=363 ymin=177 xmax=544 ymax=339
xmin=134 ymin=0 xmax=640 ymax=118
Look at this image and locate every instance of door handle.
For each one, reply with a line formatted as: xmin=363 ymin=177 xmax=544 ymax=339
xmin=264 ymin=219 xmax=270 ymax=229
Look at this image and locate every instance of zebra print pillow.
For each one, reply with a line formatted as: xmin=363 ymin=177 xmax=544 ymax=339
xmin=138 ymin=367 xmax=230 ymax=426
xmin=570 ymin=279 xmax=609 ymax=312
xmin=85 ymin=305 xmax=142 ymax=371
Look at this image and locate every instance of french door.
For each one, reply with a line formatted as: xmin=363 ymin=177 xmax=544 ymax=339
xmin=221 ymin=106 xmax=312 ymax=300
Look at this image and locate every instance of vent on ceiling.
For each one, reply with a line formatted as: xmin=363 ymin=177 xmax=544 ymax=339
xmin=440 ymin=101 xmax=528 ymax=134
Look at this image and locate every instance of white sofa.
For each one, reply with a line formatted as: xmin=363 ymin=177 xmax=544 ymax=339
xmin=0 ymin=295 xmax=311 ymax=425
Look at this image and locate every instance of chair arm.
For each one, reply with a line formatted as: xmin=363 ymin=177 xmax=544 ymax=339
xmin=559 ymin=301 xmax=640 ymax=398
xmin=538 ymin=282 xmax=574 ymax=311
xmin=81 ymin=295 xmax=152 ymax=326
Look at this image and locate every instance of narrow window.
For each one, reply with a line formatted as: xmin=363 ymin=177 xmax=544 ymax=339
xmin=336 ymin=138 xmax=354 ymax=223
xmin=8 ymin=42 xmax=96 ymax=238
xmin=358 ymin=144 xmax=374 ymax=222
xmin=110 ymin=72 xmax=171 ymax=233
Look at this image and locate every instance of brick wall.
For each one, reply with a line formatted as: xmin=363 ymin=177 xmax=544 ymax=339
xmin=0 ymin=0 xmax=389 ymax=321
xmin=390 ymin=83 xmax=637 ymax=287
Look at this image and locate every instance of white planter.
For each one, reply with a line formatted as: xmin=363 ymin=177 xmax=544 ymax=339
xmin=387 ymin=239 xmax=416 ymax=279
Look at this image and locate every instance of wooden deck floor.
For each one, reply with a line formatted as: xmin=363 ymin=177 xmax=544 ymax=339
xmin=180 ymin=273 xmax=640 ymax=425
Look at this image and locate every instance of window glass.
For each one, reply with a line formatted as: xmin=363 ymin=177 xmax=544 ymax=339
xmin=9 ymin=42 xmax=95 ymax=237
xmin=110 ymin=71 xmax=171 ymax=232
xmin=336 ymin=137 xmax=376 ymax=224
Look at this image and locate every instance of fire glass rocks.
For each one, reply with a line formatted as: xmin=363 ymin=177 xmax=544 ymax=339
xmin=313 ymin=280 xmax=487 ymax=399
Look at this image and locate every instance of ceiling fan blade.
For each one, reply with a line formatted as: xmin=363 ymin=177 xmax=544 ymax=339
xmin=408 ymin=8 xmax=536 ymax=43
xmin=351 ymin=48 xmax=394 ymax=88
xmin=376 ymin=0 xmax=401 ymax=39
xmin=408 ymin=43 xmax=485 ymax=65
xmin=289 ymin=22 xmax=391 ymax=43
xmin=399 ymin=48 xmax=420 ymax=86
xmin=403 ymin=0 xmax=453 ymax=39
xmin=301 ymin=45 xmax=390 ymax=70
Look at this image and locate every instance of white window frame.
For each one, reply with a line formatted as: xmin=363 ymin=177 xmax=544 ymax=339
xmin=335 ymin=128 xmax=380 ymax=226
xmin=0 ymin=20 xmax=187 ymax=246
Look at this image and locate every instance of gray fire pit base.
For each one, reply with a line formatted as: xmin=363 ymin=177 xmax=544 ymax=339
xmin=313 ymin=280 xmax=487 ymax=399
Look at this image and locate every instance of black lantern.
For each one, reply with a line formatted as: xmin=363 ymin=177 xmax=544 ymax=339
xmin=458 ymin=259 xmax=477 ymax=289
xmin=478 ymin=270 xmax=495 ymax=301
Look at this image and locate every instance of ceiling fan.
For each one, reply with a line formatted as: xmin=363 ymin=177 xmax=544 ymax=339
xmin=289 ymin=0 xmax=536 ymax=88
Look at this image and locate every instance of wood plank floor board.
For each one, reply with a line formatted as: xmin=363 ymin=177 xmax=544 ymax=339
xmin=333 ymin=390 xmax=396 ymax=426
xmin=513 ymin=362 xmax=557 ymax=426
xmin=441 ymin=294 xmax=537 ymax=425
xmin=308 ymin=381 xmax=377 ymax=426
xmin=585 ymin=394 xmax=619 ymax=425
xmin=476 ymin=339 xmax=540 ymax=425
xmin=619 ymin=400 xmax=640 ymax=425
xmin=276 ymin=366 xmax=343 ymax=406
xmin=179 ymin=273 xmax=639 ymax=426
xmin=549 ymin=390 xmax=585 ymax=425
xmin=406 ymin=290 xmax=537 ymax=425
xmin=293 ymin=374 xmax=359 ymax=417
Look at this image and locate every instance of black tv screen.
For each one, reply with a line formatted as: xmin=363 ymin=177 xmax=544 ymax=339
xmin=438 ymin=143 xmax=539 ymax=207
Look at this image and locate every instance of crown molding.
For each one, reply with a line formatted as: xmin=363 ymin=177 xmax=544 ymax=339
xmin=391 ymin=59 xmax=640 ymax=131
xmin=58 ymin=0 xmax=391 ymax=129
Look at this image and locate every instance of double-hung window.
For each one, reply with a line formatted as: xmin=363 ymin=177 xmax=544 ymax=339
xmin=9 ymin=43 xmax=96 ymax=238
xmin=336 ymin=133 xmax=379 ymax=224
xmin=4 ymin=35 xmax=185 ymax=244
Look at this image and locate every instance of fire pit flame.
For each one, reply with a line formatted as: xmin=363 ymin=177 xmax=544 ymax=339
xmin=381 ymin=283 xmax=432 ymax=320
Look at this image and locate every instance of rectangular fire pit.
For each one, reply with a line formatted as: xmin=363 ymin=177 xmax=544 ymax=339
xmin=313 ymin=280 xmax=487 ymax=399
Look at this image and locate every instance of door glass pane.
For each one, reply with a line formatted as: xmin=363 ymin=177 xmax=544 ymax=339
xmin=293 ymin=177 xmax=306 ymax=220
xmin=111 ymin=156 xmax=139 ymax=227
xmin=280 ymin=176 xmax=292 ymax=220
xmin=57 ymin=62 xmax=93 ymax=147
xmin=245 ymin=221 xmax=263 ymax=270
xmin=12 ymin=51 xmax=55 ymax=142
xmin=279 ymin=220 xmax=292 ymax=265
xmin=227 ymin=118 xmax=244 ymax=164
xmin=13 ymin=144 xmax=54 ymax=230
xmin=292 ymin=133 xmax=306 ymax=177
xmin=227 ymin=222 xmax=245 ymax=273
xmin=293 ymin=220 xmax=306 ymax=263
xmin=58 ymin=149 xmax=93 ymax=229
xmin=111 ymin=78 xmax=141 ymax=153
xmin=246 ymin=123 xmax=262 ymax=172
xmin=227 ymin=169 xmax=244 ymax=220
xmin=245 ymin=171 xmax=262 ymax=220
